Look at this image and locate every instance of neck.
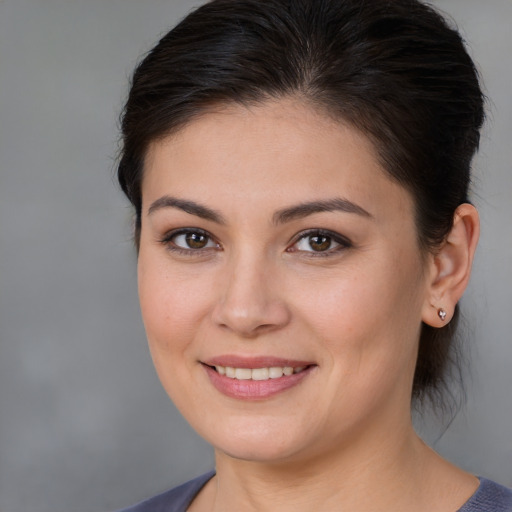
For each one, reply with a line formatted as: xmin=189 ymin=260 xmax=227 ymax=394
xmin=209 ymin=420 xmax=434 ymax=512
xmin=193 ymin=398 xmax=478 ymax=512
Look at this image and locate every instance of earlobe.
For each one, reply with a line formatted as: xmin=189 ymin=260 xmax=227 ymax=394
xmin=422 ymin=203 xmax=480 ymax=327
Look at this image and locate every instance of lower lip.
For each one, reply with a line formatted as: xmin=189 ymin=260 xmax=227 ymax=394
xmin=203 ymin=364 xmax=314 ymax=400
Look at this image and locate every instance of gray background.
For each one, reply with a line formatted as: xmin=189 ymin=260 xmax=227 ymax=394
xmin=0 ymin=1 xmax=510 ymax=511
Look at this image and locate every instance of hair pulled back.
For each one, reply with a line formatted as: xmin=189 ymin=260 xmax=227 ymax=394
xmin=118 ymin=0 xmax=485 ymax=406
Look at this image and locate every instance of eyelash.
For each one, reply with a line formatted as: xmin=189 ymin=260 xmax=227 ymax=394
xmin=159 ymin=228 xmax=352 ymax=257
xmin=287 ymin=229 xmax=352 ymax=257
xmin=159 ymin=228 xmax=221 ymax=256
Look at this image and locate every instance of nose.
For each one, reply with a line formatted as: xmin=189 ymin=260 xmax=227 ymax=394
xmin=211 ymin=252 xmax=291 ymax=338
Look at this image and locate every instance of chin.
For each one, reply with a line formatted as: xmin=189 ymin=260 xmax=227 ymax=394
xmin=216 ymin=439 xmax=307 ymax=465
xmin=197 ymin=415 xmax=315 ymax=464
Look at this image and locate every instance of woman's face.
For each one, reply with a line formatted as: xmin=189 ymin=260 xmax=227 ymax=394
xmin=138 ymin=99 xmax=432 ymax=464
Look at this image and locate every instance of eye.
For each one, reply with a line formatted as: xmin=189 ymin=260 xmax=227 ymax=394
xmin=161 ymin=228 xmax=220 ymax=253
xmin=288 ymin=229 xmax=351 ymax=255
xmin=296 ymin=234 xmax=335 ymax=252
xmin=173 ymin=231 xmax=216 ymax=249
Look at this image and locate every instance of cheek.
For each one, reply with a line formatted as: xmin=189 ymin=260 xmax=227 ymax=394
xmin=292 ymin=253 xmax=425 ymax=379
xmin=304 ymin=276 xmax=422 ymax=428
xmin=137 ymin=252 xmax=211 ymax=355
xmin=136 ymin=252 xmax=217 ymax=414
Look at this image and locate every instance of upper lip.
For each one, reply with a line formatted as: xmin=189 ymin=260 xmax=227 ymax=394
xmin=202 ymin=355 xmax=316 ymax=368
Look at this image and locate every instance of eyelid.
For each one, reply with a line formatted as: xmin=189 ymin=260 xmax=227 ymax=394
xmin=158 ymin=227 xmax=351 ymax=256
xmin=287 ymin=228 xmax=352 ymax=254
xmin=159 ymin=227 xmax=221 ymax=253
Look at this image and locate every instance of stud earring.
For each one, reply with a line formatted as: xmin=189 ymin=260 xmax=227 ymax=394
xmin=438 ymin=308 xmax=447 ymax=321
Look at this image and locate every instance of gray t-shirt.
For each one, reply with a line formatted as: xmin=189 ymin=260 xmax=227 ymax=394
xmin=117 ymin=472 xmax=512 ymax=512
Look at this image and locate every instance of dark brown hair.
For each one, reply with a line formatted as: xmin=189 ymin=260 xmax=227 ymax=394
xmin=117 ymin=0 xmax=485 ymax=407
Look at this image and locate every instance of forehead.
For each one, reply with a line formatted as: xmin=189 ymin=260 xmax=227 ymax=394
xmin=144 ymin=98 xmax=378 ymax=167
xmin=142 ymin=99 xmax=414 ymax=222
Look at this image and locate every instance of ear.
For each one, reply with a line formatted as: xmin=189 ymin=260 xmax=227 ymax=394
xmin=422 ymin=203 xmax=480 ymax=327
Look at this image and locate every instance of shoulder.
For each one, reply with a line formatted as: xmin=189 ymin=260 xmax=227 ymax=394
xmin=458 ymin=478 xmax=512 ymax=512
xmin=114 ymin=471 xmax=215 ymax=512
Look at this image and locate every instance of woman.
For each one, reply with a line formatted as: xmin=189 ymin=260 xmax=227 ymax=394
xmin=116 ymin=0 xmax=512 ymax=510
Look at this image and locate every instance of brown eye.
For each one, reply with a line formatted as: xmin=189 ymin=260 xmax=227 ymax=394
xmin=308 ymin=234 xmax=332 ymax=251
xmin=168 ymin=230 xmax=218 ymax=251
xmin=290 ymin=230 xmax=351 ymax=255
xmin=185 ymin=232 xmax=209 ymax=249
xmin=295 ymin=233 xmax=336 ymax=252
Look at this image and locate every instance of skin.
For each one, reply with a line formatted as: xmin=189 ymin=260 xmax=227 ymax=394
xmin=138 ymin=98 xmax=480 ymax=511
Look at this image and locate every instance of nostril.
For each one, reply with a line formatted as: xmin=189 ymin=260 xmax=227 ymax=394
xmin=211 ymin=268 xmax=291 ymax=335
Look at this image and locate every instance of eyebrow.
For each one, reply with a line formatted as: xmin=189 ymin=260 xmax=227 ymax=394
xmin=273 ymin=198 xmax=373 ymax=225
xmin=147 ymin=196 xmax=227 ymax=224
xmin=147 ymin=195 xmax=372 ymax=225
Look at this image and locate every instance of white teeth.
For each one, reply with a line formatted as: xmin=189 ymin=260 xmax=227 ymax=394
xmin=251 ymin=368 xmax=269 ymax=381
xmin=214 ymin=365 xmax=308 ymax=381
xmin=234 ymin=368 xmax=252 ymax=380
xmin=269 ymin=367 xmax=284 ymax=379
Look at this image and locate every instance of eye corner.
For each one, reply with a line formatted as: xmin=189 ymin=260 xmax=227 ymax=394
xmin=288 ymin=228 xmax=352 ymax=256
xmin=159 ymin=227 xmax=221 ymax=256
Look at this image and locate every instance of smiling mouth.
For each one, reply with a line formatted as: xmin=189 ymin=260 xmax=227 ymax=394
xmin=209 ymin=365 xmax=309 ymax=381
xmin=202 ymin=358 xmax=316 ymax=399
